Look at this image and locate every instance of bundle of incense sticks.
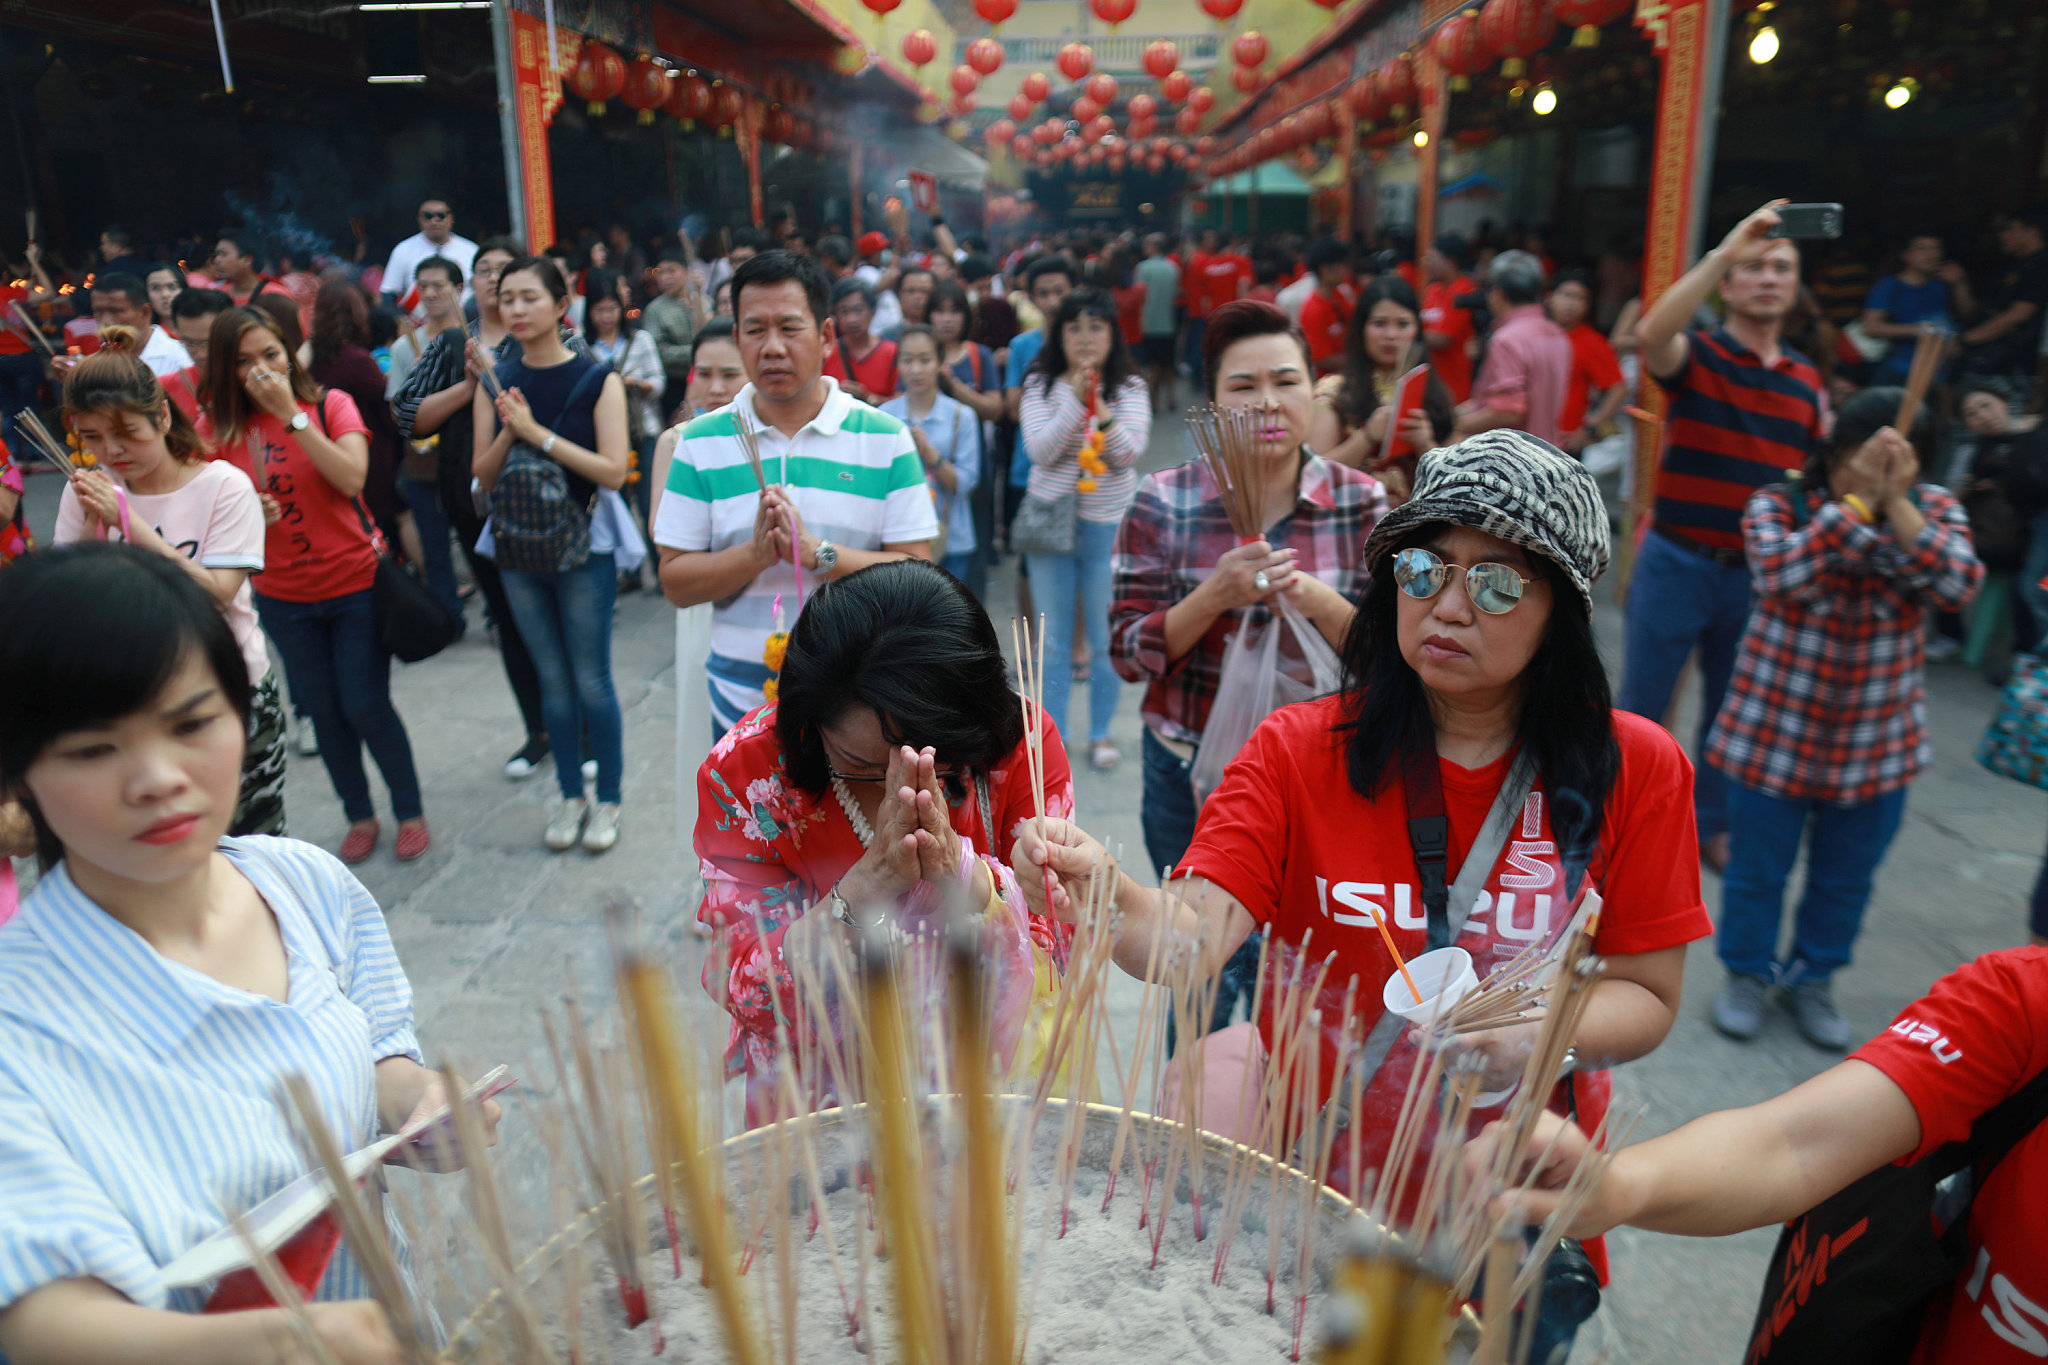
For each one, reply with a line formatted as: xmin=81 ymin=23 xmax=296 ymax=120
xmin=316 ymin=881 xmax=1626 ymax=1365
xmin=8 ymin=301 xmax=56 ymax=356
xmin=12 ymin=408 xmax=78 ymax=475
xmin=1008 ymin=614 xmax=1056 ymax=908
xmin=1185 ymin=403 xmax=1269 ymax=542
xmin=468 ymin=339 xmax=504 ymax=403
xmin=734 ymin=407 xmax=804 ymax=603
xmin=1894 ymin=327 xmax=1946 ymax=435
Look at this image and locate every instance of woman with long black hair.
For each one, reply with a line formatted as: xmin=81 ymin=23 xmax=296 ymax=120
xmin=1016 ymin=432 xmax=1709 ymax=1293
xmin=1309 ymin=275 xmax=1456 ymax=500
xmin=1016 ymin=287 xmax=1151 ymax=771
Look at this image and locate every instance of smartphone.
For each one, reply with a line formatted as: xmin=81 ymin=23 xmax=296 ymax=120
xmin=1767 ymin=203 xmax=1844 ymax=240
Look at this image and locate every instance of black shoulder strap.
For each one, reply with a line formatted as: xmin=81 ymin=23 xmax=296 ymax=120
xmin=1400 ymin=746 xmax=1451 ymax=948
xmin=1786 ymin=471 xmax=1812 ymax=529
xmin=1940 ymin=1062 xmax=2048 ymax=1184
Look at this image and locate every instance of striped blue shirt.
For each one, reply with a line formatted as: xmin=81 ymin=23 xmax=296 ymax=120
xmin=0 ymin=836 xmax=422 ymax=1316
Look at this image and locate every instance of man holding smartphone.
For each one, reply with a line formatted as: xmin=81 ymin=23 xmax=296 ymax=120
xmin=1618 ymin=200 xmax=1827 ymax=875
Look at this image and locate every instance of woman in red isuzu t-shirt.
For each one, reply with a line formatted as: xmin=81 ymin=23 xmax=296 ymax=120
xmin=1015 ymin=430 xmax=1711 ymax=1264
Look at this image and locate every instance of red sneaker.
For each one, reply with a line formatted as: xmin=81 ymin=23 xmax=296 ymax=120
xmin=338 ymin=822 xmax=379 ymax=865
xmin=394 ymin=821 xmax=431 ymax=863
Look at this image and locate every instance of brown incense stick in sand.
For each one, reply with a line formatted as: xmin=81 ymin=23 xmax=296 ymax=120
xmin=948 ymin=923 xmax=1014 ymax=1365
xmin=1894 ymin=328 xmax=1945 ymax=436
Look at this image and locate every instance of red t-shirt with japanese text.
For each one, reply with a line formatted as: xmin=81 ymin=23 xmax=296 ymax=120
xmin=1852 ymin=947 xmax=2048 ymax=1363
xmin=1560 ymin=321 xmax=1624 ymax=435
xmin=823 ymin=338 xmax=899 ymax=401
xmin=231 ymin=389 xmax=377 ymax=603
xmin=1299 ymin=286 xmax=1356 ymax=367
xmin=1176 ymin=696 xmax=1712 ymax=1279
xmin=1422 ymin=277 xmax=1477 ymax=404
xmin=1192 ymin=253 xmax=1253 ymax=319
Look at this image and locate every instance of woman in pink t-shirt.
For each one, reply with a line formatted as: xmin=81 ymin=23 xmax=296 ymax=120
xmin=56 ymin=327 xmax=288 ymax=839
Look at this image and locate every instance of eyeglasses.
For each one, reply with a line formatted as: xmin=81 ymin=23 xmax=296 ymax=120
xmin=827 ymin=761 xmax=962 ymax=786
xmin=1393 ymin=547 xmax=1538 ymax=615
xmin=419 ymin=210 xmax=451 ymax=220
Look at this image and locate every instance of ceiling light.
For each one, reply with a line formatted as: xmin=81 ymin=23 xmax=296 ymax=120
xmin=1531 ymin=84 xmax=1556 ymax=115
xmin=1412 ymin=129 xmax=1428 ymax=148
xmin=1748 ymin=25 xmax=1778 ymax=64
xmin=367 ymin=74 xmax=428 ymax=83
xmin=359 ymin=2 xmax=490 ymax=9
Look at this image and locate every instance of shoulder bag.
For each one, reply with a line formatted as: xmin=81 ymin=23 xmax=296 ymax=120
xmin=1745 ymin=1065 xmax=2048 ymax=1365
xmin=1009 ymin=379 xmax=1081 ymax=556
xmin=490 ymin=359 xmax=609 ymax=575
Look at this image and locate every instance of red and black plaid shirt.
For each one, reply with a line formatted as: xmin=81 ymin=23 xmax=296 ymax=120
xmin=1109 ymin=452 xmax=1386 ymax=748
xmin=1706 ymin=484 xmax=1982 ymax=804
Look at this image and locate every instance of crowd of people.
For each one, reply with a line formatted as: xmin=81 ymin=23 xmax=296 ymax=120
xmin=0 ymin=189 xmax=2043 ymax=1364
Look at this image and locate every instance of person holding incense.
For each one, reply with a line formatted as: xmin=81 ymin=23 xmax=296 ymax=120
xmin=1473 ymin=944 xmax=2048 ymax=1365
xmin=1109 ymin=299 xmax=1385 ymax=1042
xmin=1019 ymin=430 xmax=1711 ymax=1282
xmin=0 ymin=542 xmax=499 ymax=1365
xmin=694 ymin=559 xmax=1070 ymax=1127
xmin=1703 ymin=388 xmax=1981 ymax=1051
xmin=1308 ymin=276 xmax=1455 ymax=500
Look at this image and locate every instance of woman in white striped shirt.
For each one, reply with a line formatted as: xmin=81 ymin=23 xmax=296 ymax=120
xmin=1017 ymin=287 xmax=1153 ymax=773
xmin=0 ymin=543 xmax=495 ymax=1365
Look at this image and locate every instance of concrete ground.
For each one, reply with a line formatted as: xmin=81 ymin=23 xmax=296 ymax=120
xmin=15 ymin=412 xmax=2042 ymax=1361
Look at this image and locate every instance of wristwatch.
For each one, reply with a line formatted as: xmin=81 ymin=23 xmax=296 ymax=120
xmin=813 ymin=540 xmax=839 ymax=572
xmin=827 ymin=880 xmax=863 ymax=929
xmin=287 ymin=411 xmax=310 ymax=432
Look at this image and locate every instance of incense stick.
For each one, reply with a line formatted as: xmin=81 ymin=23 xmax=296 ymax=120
xmin=12 ymin=409 xmax=77 ymax=476
xmin=8 ymin=301 xmax=56 ymax=356
xmin=1185 ymin=404 xmax=1270 ymax=542
xmin=1894 ymin=327 xmax=1944 ymax=436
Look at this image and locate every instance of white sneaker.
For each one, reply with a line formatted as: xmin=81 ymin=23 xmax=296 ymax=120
xmin=582 ymin=802 xmax=622 ymax=853
xmin=296 ymin=724 xmax=320 ymax=757
xmin=1923 ymin=636 xmax=1962 ymax=663
xmin=544 ymin=797 xmax=588 ymax=852
xmin=581 ymin=759 xmax=598 ymax=787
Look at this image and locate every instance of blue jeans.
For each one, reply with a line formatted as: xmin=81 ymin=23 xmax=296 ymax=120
xmin=1617 ymin=530 xmax=1755 ymax=839
xmin=400 ymin=473 xmax=465 ymax=625
xmin=1144 ymin=729 xmax=1263 ymax=1048
xmin=500 ymin=557 xmax=624 ymax=803
xmin=1026 ymin=518 xmax=1121 ymax=747
xmin=2031 ymin=818 xmax=2048 ymax=940
xmin=0 ymin=352 xmax=44 ymax=455
xmin=1718 ymin=780 xmax=1909 ymax=981
xmin=255 ymin=589 xmax=424 ymax=823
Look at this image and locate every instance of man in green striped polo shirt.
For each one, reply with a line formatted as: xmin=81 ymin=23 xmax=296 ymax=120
xmin=654 ymin=250 xmax=938 ymax=736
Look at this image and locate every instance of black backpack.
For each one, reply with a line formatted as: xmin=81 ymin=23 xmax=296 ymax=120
xmin=1745 ymin=1064 xmax=2048 ymax=1364
xmin=490 ymin=360 xmax=609 ymax=574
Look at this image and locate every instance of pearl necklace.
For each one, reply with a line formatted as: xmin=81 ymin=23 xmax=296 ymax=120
xmin=831 ymin=777 xmax=875 ymax=849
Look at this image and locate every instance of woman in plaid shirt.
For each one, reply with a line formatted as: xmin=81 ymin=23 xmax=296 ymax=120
xmin=1110 ymin=300 xmax=1387 ymax=1038
xmin=1706 ymin=387 xmax=1983 ymax=1050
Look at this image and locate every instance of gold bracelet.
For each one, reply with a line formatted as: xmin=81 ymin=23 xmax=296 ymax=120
xmin=1840 ymin=493 xmax=1873 ymax=523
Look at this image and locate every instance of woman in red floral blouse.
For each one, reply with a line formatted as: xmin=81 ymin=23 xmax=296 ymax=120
xmin=694 ymin=560 xmax=1075 ymax=1123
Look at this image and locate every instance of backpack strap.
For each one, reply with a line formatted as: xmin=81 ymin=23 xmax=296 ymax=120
xmin=1934 ymin=1060 xmax=2048 ymax=1185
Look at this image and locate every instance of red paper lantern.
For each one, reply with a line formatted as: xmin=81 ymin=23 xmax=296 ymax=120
xmin=567 ymin=42 xmax=626 ymax=115
xmin=1480 ymin=0 xmax=1557 ymax=77
xmin=1196 ymin=134 xmax=1217 ymax=155
xmin=1090 ymin=0 xmax=1137 ymax=26
xmin=1346 ymin=74 xmax=1387 ymax=121
xmin=859 ymin=0 xmax=901 ymax=15
xmin=1231 ymin=65 xmax=1262 ymax=93
xmin=949 ymin=64 xmax=980 ymax=96
xmin=973 ymin=0 xmax=1017 ymax=23
xmin=1198 ymin=0 xmax=1244 ymax=20
xmin=987 ymin=117 xmax=1017 ymax=142
xmin=1143 ymin=40 xmax=1180 ymax=80
xmin=1086 ymin=72 xmax=1119 ymax=104
xmin=1432 ymin=10 xmax=1493 ymax=89
xmin=901 ymin=28 xmax=937 ymax=67
xmin=762 ymin=106 xmax=795 ymax=143
xmin=1129 ymin=117 xmax=1156 ymax=140
xmin=1187 ymin=84 xmax=1216 ymax=113
xmin=1090 ymin=113 xmax=1115 ymax=139
xmin=1127 ymin=93 xmax=1158 ymax=121
xmin=620 ymin=57 xmax=667 ymax=124
xmin=1056 ymin=43 xmax=1094 ymax=82
xmin=1175 ymin=105 xmax=1202 ymax=134
xmin=1551 ymin=0 xmax=1632 ymax=45
xmin=950 ymin=90 xmax=976 ymax=114
xmin=1233 ymin=31 xmax=1268 ymax=67
xmin=1008 ymin=92 xmax=1035 ymax=120
xmin=1161 ymin=69 xmax=1193 ymax=102
xmin=1011 ymin=134 xmax=1033 ymax=157
xmin=1033 ymin=118 xmax=1062 ymax=144
xmin=1377 ymin=53 xmax=1417 ymax=113
xmin=672 ymin=72 xmax=713 ymax=122
xmin=1021 ymin=71 xmax=1052 ymax=102
xmin=967 ymin=37 xmax=1004 ymax=75
xmin=1071 ymin=95 xmax=1101 ymax=123
xmin=709 ymin=84 xmax=744 ymax=128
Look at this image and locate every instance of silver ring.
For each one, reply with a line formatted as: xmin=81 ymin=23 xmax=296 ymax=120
xmin=1253 ymin=570 xmax=1271 ymax=592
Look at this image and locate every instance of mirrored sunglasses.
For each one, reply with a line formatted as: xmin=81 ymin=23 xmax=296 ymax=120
xmin=1393 ymin=547 xmax=1537 ymax=615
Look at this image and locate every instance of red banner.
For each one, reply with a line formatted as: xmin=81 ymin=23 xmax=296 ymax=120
xmin=509 ymin=10 xmax=571 ymax=253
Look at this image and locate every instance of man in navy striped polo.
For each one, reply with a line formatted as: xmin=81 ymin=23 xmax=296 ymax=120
xmin=1619 ymin=201 xmax=1826 ymax=874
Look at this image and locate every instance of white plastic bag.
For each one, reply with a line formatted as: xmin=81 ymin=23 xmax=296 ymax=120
xmin=1189 ymin=594 xmax=1342 ymax=806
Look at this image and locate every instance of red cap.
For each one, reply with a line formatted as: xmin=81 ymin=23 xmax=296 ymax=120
xmin=857 ymin=231 xmax=890 ymax=258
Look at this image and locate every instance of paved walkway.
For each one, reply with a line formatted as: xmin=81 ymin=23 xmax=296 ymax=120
xmin=16 ymin=418 xmax=2041 ymax=1360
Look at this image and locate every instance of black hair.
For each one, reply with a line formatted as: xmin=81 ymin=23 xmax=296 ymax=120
xmin=1337 ymin=525 xmax=1617 ymax=877
xmin=171 ymin=287 xmax=232 ymax=322
xmin=657 ymin=249 xmax=689 ymax=268
xmin=499 ymin=254 xmax=571 ymax=303
xmin=0 ymin=543 xmax=253 ymax=868
xmin=414 ymin=255 xmax=464 ymax=288
xmin=1025 ymin=255 xmax=1077 ymax=293
xmin=775 ymin=560 xmax=1025 ymax=798
xmin=215 ymin=230 xmax=259 ymax=262
xmin=1028 ymin=287 xmax=1135 ymax=398
xmin=93 ymin=272 xmax=150 ymax=313
xmin=582 ymin=270 xmax=632 ymax=341
xmin=830 ymin=276 xmax=878 ymax=312
xmin=1431 ymin=234 xmax=1473 ymax=272
xmin=816 ymin=235 xmax=854 ymax=268
xmin=732 ymin=248 xmax=832 ymax=324
xmin=926 ymin=278 xmax=975 ymax=333
xmin=958 ymin=252 xmax=996 ymax=283
xmin=695 ymin=315 xmax=736 ymax=348
xmin=102 ymin=225 xmax=132 ymax=249
xmin=475 ymin=235 xmax=525 ymax=261
xmin=367 ymin=304 xmax=400 ymax=350
xmin=1549 ymin=268 xmax=1593 ymax=294
xmin=1801 ymin=384 xmax=1932 ymax=489
xmin=1334 ymin=275 xmax=1456 ymax=440
xmin=730 ymin=226 xmax=772 ymax=254
xmin=1308 ymin=239 xmax=1350 ymax=271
